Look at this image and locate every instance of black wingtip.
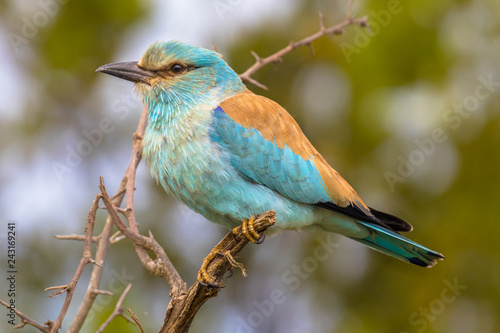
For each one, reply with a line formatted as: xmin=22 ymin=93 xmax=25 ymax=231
xmin=369 ymin=207 xmax=413 ymax=232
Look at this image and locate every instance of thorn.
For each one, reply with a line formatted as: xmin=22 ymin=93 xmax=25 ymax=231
xmin=45 ymin=285 xmax=68 ymax=292
xmin=211 ymin=41 xmax=218 ymax=52
xmin=307 ymin=43 xmax=315 ymax=57
xmin=242 ymin=76 xmax=268 ymax=90
xmin=330 ymin=29 xmax=343 ymax=38
xmin=110 ymin=235 xmax=126 ymax=244
xmin=14 ymin=322 xmax=27 ymax=329
xmin=115 ymin=207 xmax=129 ymax=215
xmin=361 ymin=20 xmax=372 ymax=34
xmin=346 ymin=0 xmax=354 ymax=18
xmin=250 ymin=50 xmax=262 ymax=63
xmin=92 ymin=260 xmax=104 ymax=268
xmin=318 ymin=11 xmax=325 ymax=31
xmin=273 ymin=60 xmax=280 ymax=73
xmin=94 ymin=289 xmax=114 ymax=296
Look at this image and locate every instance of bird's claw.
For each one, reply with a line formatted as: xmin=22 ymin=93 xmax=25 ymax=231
xmin=233 ymin=218 xmax=264 ymax=244
xmin=199 ymin=280 xmax=224 ymax=289
xmin=256 ymin=233 xmax=265 ymax=244
xmin=197 ymin=251 xmax=224 ymax=288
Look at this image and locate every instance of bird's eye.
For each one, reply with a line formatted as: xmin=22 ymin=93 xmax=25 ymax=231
xmin=170 ymin=63 xmax=185 ymax=74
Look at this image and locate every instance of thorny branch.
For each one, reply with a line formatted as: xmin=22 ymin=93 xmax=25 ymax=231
xmin=0 ymin=300 xmax=51 ymax=332
xmin=99 ymin=177 xmax=186 ymax=297
xmin=96 ymin=283 xmax=134 ymax=333
xmin=159 ymin=211 xmax=276 ymax=333
xmin=46 ymin=193 xmax=101 ymax=333
xmin=238 ymin=1 xmax=368 ymax=89
xmin=68 ymin=105 xmax=150 ymax=333
xmin=0 ymin=2 xmax=366 ymax=332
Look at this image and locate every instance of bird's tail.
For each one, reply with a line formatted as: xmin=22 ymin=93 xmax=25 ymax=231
xmin=351 ymin=221 xmax=444 ymax=267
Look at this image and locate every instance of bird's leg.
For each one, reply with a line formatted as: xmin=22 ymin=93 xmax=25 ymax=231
xmin=233 ymin=217 xmax=265 ymax=244
xmin=199 ymin=217 xmax=267 ymax=287
xmin=197 ymin=249 xmax=224 ymax=288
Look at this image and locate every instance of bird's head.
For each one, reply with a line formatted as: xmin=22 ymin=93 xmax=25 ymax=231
xmin=97 ymin=41 xmax=245 ymax=108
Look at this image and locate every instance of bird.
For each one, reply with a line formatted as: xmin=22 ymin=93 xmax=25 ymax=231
xmin=97 ymin=40 xmax=443 ymax=283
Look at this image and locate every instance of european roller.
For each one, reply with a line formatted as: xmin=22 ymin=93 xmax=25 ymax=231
xmin=97 ymin=41 xmax=443 ymax=281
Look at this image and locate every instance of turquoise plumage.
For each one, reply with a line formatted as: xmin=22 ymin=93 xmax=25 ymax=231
xmin=97 ymin=41 xmax=444 ymax=268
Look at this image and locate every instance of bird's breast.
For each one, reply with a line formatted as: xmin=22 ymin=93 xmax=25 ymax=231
xmin=142 ymin=107 xmax=240 ymax=219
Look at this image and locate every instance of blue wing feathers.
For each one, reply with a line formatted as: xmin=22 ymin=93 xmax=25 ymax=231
xmin=212 ymin=106 xmax=333 ymax=205
xmin=212 ymin=105 xmax=444 ymax=267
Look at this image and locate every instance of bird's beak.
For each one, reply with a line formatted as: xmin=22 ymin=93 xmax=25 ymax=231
xmin=96 ymin=61 xmax=155 ymax=85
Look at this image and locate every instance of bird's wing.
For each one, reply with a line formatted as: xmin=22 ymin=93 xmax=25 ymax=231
xmin=211 ymin=90 xmax=376 ymax=222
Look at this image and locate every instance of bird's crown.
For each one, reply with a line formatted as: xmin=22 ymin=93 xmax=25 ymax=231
xmin=139 ymin=40 xmax=224 ymax=71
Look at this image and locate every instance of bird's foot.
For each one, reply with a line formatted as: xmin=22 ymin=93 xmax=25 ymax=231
xmin=197 ymin=249 xmax=246 ymax=287
xmin=232 ymin=218 xmax=265 ymax=244
xmin=197 ymin=250 xmax=224 ymax=288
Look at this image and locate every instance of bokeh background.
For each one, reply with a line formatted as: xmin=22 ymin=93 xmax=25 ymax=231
xmin=1 ymin=0 xmax=499 ymax=332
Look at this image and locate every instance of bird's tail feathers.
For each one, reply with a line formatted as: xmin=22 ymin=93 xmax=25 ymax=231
xmin=352 ymin=221 xmax=444 ymax=267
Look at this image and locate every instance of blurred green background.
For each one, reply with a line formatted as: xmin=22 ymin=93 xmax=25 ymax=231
xmin=1 ymin=0 xmax=499 ymax=332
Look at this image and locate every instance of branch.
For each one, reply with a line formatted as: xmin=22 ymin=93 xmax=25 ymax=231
xmin=160 ymin=210 xmax=276 ymax=333
xmin=96 ymin=283 xmax=134 ymax=333
xmin=44 ymin=192 xmax=101 ymax=332
xmin=69 ymin=105 xmax=149 ymax=333
xmin=238 ymin=7 xmax=368 ymax=89
xmin=99 ymin=171 xmax=275 ymax=332
xmin=0 ymin=300 xmax=51 ymax=332
xmin=54 ymin=234 xmax=99 ymax=243
xmin=0 ymin=200 xmax=102 ymax=333
xmin=54 ymin=230 xmax=125 ymax=244
xmin=128 ymin=308 xmax=146 ymax=333
xmin=99 ymin=177 xmax=186 ymax=297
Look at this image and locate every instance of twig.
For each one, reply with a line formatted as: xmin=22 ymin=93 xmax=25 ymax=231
xmin=54 ymin=234 xmax=99 ymax=243
xmin=1 ymin=191 xmax=100 ymax=332
xmin=0 ymin=300 xmax=51 ymax=332
xmin=238 ymin=8 xmax=368 ymax=89
xmin=69 ymin=105 xmax=149 ymax=333
xmin=96 ymin=283 xmax=134 ymax=333
xmin=99 ymin=177 xmax=186 ymax=297
xmin=128 ymin=309 xmax=146 ymax=333
xmin=46 ymin=193 xmax=101 ymax=332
